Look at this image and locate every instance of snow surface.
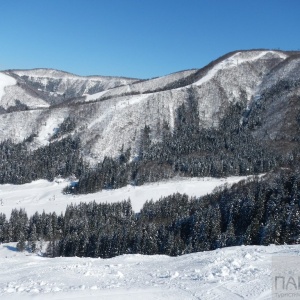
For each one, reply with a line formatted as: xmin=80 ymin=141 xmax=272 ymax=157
xmin=259 ymin=56 xmax=300 ymax=92
xmin=0 ymin=72 xmax=16 ymax=101
xmin=84 ymin=90 xmax=108 ymax=102
xmin=0 ymin=175 xmax=256 ymax=218
xmin=34 ymin=112 xmax=66 ymax=147
xmin=1 ymin=242 xmax=299 ymax=299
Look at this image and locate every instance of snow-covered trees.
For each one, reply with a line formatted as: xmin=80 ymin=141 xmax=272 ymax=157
xmin=0 ymin=136 xmax=84 ymax=185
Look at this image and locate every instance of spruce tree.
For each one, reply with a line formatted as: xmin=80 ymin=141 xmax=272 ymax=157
xmin=16 ymin=232 xmax=26 ymax=252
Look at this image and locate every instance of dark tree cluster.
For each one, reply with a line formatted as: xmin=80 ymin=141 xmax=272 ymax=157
xmin=0 ymin=208 xmax=63 ymax=253
xmin=6 ymin=100 xmax=30 ymax=113
xmin=0 ymin=136 xmax=84 ymax=184
xmin=50 ymin=116 xmax=76 ymax=141
xmin=0 ymin=100 xmax=30 ymax=114
xmin=1 ymin=168 xmax=299 ymax=258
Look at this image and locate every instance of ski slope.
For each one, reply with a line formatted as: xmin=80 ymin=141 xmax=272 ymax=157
xmin=0 ymin=242 xmax=299 ymax=299
xmin=0 ymin=175 xmax=256 ymax=218
xmin=0 ymin=72 xmax=16 ymax=100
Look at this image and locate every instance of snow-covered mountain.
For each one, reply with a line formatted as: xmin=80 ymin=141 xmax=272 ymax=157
xmin=3 ymin=68 xmax=139 ymax=107
xmin=0 ymin=49 xmax=299 ymax=161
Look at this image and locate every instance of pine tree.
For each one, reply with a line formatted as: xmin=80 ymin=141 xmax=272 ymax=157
xmin=28 ymin=224 xmax=38 ymax=253
xmin=16 ymin=231 xmax=26 ymax=252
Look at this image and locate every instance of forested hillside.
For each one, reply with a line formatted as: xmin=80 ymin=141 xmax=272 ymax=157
xmin=67 ymin=87 xmax=285 ymax=194
xmin=0 ymin=86 xmax=288 ymax=191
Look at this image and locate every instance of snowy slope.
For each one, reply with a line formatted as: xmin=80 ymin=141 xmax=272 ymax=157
xmin=0 ymin=71 xmax=49 ymax=110
xmin=0 ymin=175 xmax=255 ymax=218
xmin=85 ymin=69 xmax=198 ymax=102
xmin=0 ymin=68 xmax=138 ymax=113
xmin=0 ymin=72 xmax=16 ymax=100
xmin=194 ymin=50 xmax=287 ymax=87
xmin=77 ymin=50 xmax=289 ymax=160
xmin=10 ymin=68 xmax=138 ymax=99
xmin=248 ymin=55 xmax=300 ymax=150
xmin=1 ymin=85 xmax=49 ymax=110
xmin=1 ymin=242 xmax=299 ymax=299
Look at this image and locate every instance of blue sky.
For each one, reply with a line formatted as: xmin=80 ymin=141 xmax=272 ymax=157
xmin=0 ymin=0 xmax=299 ymax=79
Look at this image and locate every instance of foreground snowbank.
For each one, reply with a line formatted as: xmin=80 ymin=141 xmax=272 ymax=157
xmin=0 ymin=242 xmax=298 ymax=299
xmin=0 ymin=175 xmax=255 ymax=217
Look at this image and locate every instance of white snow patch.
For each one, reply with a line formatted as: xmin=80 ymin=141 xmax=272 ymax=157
xmin=34 ymin=114 xmax=66 ymax=146
xmin=0 ymin=72 xmax=17 ymax=100
xmin=84 ymin=90 xmax=108 ymax=102
xmin=117 ymin=93 xmax=149 ymax=108
xmin=87 ymin=93 xmax=149 ymax=131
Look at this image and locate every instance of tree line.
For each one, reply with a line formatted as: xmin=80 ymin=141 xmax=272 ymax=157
xmin=0 ymin=135 xmax=84 ymax=184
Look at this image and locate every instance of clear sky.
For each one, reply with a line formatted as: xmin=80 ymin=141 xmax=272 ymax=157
xmin=0 ymin=0 xmax=299 ymax=79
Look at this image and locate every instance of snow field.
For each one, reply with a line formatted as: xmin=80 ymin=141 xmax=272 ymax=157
xmin=0 ymin=175 xmax=256 ymax=218
xmin=1 ymin=242 xmax=299 ymax=299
